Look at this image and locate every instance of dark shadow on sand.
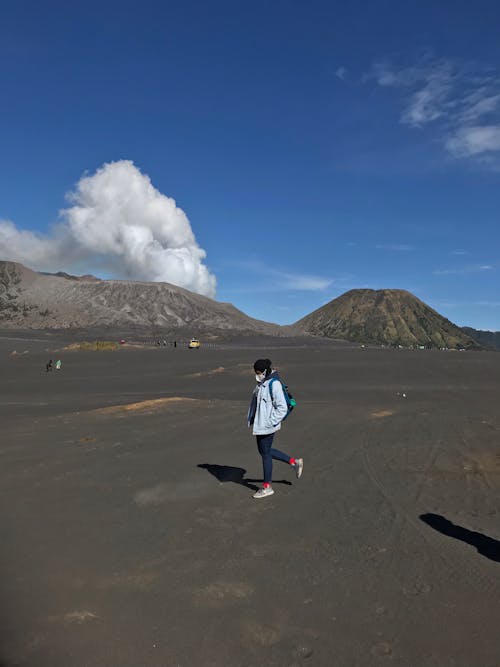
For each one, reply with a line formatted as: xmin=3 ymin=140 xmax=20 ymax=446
xmin=198 ymin=464 xmax=292 ymax=492
xmin=420 ymin=513 xmax=500 ymax=563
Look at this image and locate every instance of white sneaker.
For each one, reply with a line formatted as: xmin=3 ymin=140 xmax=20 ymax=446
xmin=293 ymin=458 xmax=304 ymax=479
xmin=253 ymin=486 xmax=274 ymax=499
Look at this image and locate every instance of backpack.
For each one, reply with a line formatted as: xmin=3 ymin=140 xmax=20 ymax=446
xmin=268 ymin=377 xmax=296 ymax=419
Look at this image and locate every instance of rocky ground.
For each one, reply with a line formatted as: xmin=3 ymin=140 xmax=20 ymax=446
xmin=1 ymin=336 xmax=500 ymax=666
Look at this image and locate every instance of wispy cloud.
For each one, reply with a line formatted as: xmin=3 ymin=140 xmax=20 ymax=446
xmin=445 ymin=125 xmax=500 ymax=157
xmin=430 ymin=299 xmax=500 ymax=309
xmin=369 ymin=58 xmax=455 ymax=127
xmin=402 ymin=64 xmax=453 ymax=127
xmin=335 ymin=66 xmax=348 ymax=81
xmin=458 ymin=90 xmax=500 ymax=124
xmin=433 ymin=264 xmax=494 ymax=275
xmin=475 ymin=300 xmax=500 ymax=307
xmin=376 ymin=243 xmax=414 ymax=251
xmin=368 ymin=55 xmax=500 ymax=165
xmin=281 ymin=271 xmax=332 ymax=290
xmin=229 ymin=260 xmax=333 ymax=292
xmin=450 ymin=249 xmax=469 ymax=255
xmin=427 ymin=299 xmax=460 ymax=309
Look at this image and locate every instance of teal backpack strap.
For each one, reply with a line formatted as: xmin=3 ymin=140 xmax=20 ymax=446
xmin=268 ymin=377 xmax=275 ymax=402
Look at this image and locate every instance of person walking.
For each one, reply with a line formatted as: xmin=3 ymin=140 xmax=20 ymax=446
xmin=247 ymin=358 xmax=303 ymax=499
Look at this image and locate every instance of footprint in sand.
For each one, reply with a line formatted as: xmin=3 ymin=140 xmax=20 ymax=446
xmin=134 ymin=480 xmax=211 ymax=506
xmin=47 ymin=610 xmax=99 ymax=625
xmin=193 ymin=580 xmax=254 ymax=608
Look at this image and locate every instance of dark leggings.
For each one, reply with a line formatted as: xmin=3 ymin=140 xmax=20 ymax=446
xmin=256 ymin=433 xmax=291 ymax=484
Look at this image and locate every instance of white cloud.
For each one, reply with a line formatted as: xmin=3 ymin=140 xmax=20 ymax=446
xmin=0 ymin=219 xmax=66 ymax=267
xmin=282 ymin=272 xmax=332 ymax=290
xmin=261 ymin=267 xmax=333 ymax=292
xmin=458 ymin=90 xmax=500 ymax=123
xmin=431 ymin=299 xmax=500 ymax=310
xmin=401 ymin=70 xmax=453 ymax=127
xmin=335 ymin=66 xmax=347 ymax=81
xmin=231 ymin=260 xmax=333 ymax=292
xmin=376 ymin=243 xmax=414 ymax=251
xmin=445 ymin=125 xmax=500 ymax=157
xmin=0 ymin=160 xmax=216 ymax=297
xmin=475 ymin=300 xmax=500 ymax=307
xmin=433 ymin=264 xmax=494 ymax=275
xmin=370 ymin=61 xmax=420 ymax=87
xmin=369 ymin=56 xmax=500 ymax=164
xmin=369 ymin=58 xmax=455 ymax=128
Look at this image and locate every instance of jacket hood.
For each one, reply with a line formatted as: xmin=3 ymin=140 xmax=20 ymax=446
xmin=260 ymin=369 xmax=280 ymax=384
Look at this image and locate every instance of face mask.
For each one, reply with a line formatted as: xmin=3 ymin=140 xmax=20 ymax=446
xmin=255 ymin=373 xmax=265 ymax=383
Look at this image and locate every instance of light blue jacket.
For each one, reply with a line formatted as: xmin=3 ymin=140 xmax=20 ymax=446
xmin=247 ymin=371 xmax=288 ymax=435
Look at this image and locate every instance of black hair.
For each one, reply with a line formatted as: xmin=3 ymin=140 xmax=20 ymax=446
xmin=253 ymin=358 xmax=272 ymax=376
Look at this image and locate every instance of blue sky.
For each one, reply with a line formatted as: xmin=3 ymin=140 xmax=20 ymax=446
xmin=0 ymin=0 xmax=499 ymax=330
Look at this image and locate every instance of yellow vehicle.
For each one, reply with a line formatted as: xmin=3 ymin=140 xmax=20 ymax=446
xmin=188 ymin=338 xmax=200 ymax=349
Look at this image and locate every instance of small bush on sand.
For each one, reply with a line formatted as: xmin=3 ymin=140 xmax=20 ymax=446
xmin=79 ymin=341 xmax=118 ymax=351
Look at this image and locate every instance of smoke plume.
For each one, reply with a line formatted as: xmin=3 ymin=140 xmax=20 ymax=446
xmin=0 ymin=160 xmax=216 ymax=297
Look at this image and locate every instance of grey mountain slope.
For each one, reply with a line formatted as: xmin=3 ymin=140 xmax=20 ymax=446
xmin=294 ymin=288 xmax=480 ymax=349
xmin=0 ymin=261 xmax=284 ymax=335
xmin=462 ymin=327 xmax=500 ymax=351
xmin=2 ymin=262 xmax=486 ymax=346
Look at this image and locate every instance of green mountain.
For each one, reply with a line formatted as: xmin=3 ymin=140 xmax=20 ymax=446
xmin=295 ymin=288 xmax=480 ymax=349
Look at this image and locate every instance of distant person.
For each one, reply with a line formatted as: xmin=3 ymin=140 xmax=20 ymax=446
xmin=46 ymin=359 xmax=53 ymax=372
xmin=247 ymin=358 xmax=303 ymax=499
xmin=55 ymin=359 xmax=62 ymax=370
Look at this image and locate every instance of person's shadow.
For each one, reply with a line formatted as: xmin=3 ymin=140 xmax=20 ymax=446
xmin=420 ymin=513 xmax=500 ymax=562
xmin=198 ymin=464 xmax=292 ymax=492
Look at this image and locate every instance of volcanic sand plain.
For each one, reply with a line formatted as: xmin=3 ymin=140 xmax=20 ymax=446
xmin=1 ymin=337 xmax=500 ymax=667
